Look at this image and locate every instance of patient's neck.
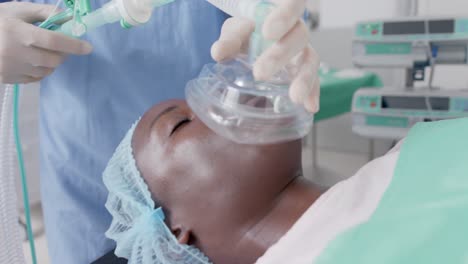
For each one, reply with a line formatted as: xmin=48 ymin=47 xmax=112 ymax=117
xmin=240 ymin=176 xmax=322 ymax=259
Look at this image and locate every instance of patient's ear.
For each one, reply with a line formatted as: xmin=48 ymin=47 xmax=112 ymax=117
xmin=171 ymin=226 xmax=194 ymax=245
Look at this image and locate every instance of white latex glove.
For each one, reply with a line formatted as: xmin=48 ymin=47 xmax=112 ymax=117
xmin=0 ymin=2 xmax=92 ymax=84
xmin=211 ymin=0 xmax=320 ymax=112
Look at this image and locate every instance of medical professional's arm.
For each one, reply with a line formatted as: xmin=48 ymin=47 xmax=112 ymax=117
xmin=0 ymin=2 xmax=92 ymax=84
xmin=211 ymin=0 xmax=320 ymax=112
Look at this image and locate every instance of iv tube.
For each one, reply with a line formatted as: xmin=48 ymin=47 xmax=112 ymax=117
xmin=0 ymin=85 xmax=26 ymax=264
xmin=0 ymin=1 xmax=63 ymax=262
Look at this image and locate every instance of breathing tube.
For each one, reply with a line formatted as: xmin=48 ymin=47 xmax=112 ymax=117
xmin=187 ymin=0 xmax=314 ymax=144
xmin=0 ymin=0 xmax=65 ymax=262
xmin=0 ymin=85 xmax=27 ymax=264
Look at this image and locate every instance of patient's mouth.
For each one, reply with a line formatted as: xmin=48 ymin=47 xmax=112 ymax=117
xmin=244 ymin=96 xmax=273 ymax=109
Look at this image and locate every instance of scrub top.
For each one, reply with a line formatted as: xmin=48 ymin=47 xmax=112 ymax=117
xmin=25 ymin=0 xmax=227 ymax=262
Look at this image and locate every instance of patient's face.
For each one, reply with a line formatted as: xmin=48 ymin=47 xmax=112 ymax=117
xmin=132 ymin=100 xmax=302 ymax=263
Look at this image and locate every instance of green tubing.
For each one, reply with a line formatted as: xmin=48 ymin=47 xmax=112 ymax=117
xmin=82 ymin=0 xmax=92 ymax=14
xmin=38 ymin=9 xmax=73 ymax=30
xmin=120 ymin=19 xmax=133 ymax=29
xmin=12 ymin=10 xmax=63 ymax=264
xmin=13 ymin=84 xmax=37 ymax=264
xmin=248 ymin=1 xmax=275 ymax=62
xmin=64 ymin=0 xmax=74 ymax=9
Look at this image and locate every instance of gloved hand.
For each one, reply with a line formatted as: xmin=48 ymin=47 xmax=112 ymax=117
xmin=0 ymin=2 xmax=92 ymax=84
xmin=211 ymin=0 xmax=320 ymax=112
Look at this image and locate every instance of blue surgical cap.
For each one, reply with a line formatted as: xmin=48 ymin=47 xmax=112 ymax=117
xmin=103 ymin=120 xmax=212 ymax=264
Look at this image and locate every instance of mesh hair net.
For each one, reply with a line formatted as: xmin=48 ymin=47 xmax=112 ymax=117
xmin=103 ymin=120 xmax=212 ymax=264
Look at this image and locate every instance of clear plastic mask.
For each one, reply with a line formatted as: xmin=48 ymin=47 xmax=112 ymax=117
xmin=186 ymin=55 xmax=314 ymax=144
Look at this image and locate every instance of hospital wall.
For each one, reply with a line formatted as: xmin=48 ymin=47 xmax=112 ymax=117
xmin=320 ymin=0 xmax=401 ymax=28
xmin=18 ymin=85 xmax=41 ymax=206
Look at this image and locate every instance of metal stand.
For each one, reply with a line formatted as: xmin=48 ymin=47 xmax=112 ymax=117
xmin=405 ymin=68 xmax=415 ymax=89
xmin=368 ymin=138 xmax=375 ymax=161
xmin=302 ymin=124 xmax=318 ymax=172
xmin=312 ymin=125 xmax=318 ymax=171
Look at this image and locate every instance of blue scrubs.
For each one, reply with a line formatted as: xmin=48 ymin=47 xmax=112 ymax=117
xmin=27 ymin=0 xmax=227 ymax=262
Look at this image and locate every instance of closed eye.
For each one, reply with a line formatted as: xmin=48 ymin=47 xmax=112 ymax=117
xmin=170 ymin=118 xmax=191 ymax=136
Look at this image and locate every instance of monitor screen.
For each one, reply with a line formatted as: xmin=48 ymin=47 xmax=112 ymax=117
xmin=383 ymin=21 xmax=425 ymax=35
xmin=428 ymin=97 xmax=450 ymax=111
xmin=429 ymin=20 xmax=454 ymax=34
xmin=381 ymin=96 xmax=450 ymax=111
